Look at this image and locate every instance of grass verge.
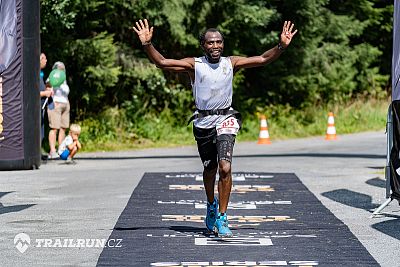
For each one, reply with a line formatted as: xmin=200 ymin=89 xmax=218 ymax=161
xmin=77 ymin=98 xmax=389 ymax=152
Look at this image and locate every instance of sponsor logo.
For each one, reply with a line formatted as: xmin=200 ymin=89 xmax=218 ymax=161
xmin=162 ymin=215 xmax=295 ymax=225
xmin=13 ymin=233 xmax=122 ymax=253
xmin=194 ymin=237 xmax=272 ymax=246
xmin=146 ymin=232 xmax=317 ymax=239
xmin=150 ymin=260 xmax=319 ymax=266
xmin=34 ymin=238 xmax=122 ymax=248
xmin=169 ymin=184 xmax=274 ymax=193
xmin=14 ymin=233 xmax=30 ymax=253
xmin=157 ymin=200 xmax=292 ymax=210
xmin=164 ymin=173 xmax=274 ymax=181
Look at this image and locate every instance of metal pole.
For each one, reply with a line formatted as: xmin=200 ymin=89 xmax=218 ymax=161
xmin=371 ymin=105 xmax=393 ymax=218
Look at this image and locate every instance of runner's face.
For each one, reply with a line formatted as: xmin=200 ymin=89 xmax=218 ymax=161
xmin=203 ymin=32 xmax=224 ymax=63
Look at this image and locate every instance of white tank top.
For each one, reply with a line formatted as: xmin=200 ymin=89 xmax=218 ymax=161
xmin=191 ymin=56 xmax=233 ymax=128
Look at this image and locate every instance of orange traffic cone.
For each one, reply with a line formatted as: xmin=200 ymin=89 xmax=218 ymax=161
xmin=257 ymin=115 xmax=271 ymax=144
xmin=325 ymin=112 xmax=337 ymax=140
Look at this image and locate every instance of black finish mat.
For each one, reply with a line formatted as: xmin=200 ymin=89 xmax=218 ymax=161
xmin=97 ymin=172 xmax=378 ymax=266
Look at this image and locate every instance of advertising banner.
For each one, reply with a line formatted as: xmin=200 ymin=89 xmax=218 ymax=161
xmin=0 ymin=0 xmax=23 ymax=161
xmin=0 ymin=0 xmax=41 ymax=170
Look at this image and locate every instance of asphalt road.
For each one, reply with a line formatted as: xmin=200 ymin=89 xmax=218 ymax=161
xmin=0 ymin=131 xmax=399 ymax=266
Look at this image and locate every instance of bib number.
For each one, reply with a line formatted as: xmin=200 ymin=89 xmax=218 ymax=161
xmin=216 ymin=117 xmax=240 ymax=136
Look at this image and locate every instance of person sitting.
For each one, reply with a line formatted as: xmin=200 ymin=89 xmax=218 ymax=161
xmin=58 ymin=124 xmax=81 ymax=163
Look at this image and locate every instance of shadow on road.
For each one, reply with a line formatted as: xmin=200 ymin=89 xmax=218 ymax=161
xmin=366 ymin=177 xmax=386 ymax=188
xmin=0 ymin=191 xmax=36 ymax=215
xmin=322 ymin=189 xmax=400 ymax=240
xmin=321 ymin=189 xmax=380 ymax=210
xmin=372 ymin=218 xmax=400 ymax=240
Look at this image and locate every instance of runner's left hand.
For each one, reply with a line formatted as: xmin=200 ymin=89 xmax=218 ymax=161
xmin=280 ymin=21 xmax=297 ymax=49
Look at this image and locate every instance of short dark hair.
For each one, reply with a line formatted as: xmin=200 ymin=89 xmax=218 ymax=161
xmin=199 ymin=28 xmax=224 ymax=46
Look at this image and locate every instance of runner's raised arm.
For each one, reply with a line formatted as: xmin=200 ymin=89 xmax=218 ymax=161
xmin=132 ymin=19 xmax=194 ymax=72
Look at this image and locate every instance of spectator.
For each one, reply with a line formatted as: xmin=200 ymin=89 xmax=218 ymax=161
xmin=39 ymin=53 xmax=53 ymax=146
xmin=58 ymin=124 xmax=81 ymax=163
xmin=47 ymin=61 xmax=70 ymax=159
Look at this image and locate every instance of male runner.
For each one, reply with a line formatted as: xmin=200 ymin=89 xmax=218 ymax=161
xmin=133 ymin=19 xmax=297 ymax=237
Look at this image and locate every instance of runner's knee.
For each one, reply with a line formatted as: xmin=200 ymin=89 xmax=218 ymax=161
xmin=218 ymin=160 xmax=231 ymax=178
xmin=203 ymin=159 xmax=218 ymax=171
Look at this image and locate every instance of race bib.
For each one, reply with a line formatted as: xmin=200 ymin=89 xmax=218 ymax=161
xmin=216 ymin=117 xmax=240 ymax=136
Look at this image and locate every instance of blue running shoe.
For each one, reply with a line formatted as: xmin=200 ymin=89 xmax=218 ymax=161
xmin=205 ymin=198 xmax=218 ymax=232
xmin=214 ymin=212 xmax=233 ymax=237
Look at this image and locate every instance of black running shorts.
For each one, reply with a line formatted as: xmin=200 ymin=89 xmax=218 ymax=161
xmin=193 ymin=126 xmax=236 ymax=170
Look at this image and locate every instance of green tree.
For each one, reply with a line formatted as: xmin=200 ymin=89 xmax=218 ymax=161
xmin=40 ymin=0 xmax=393 ymax=123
